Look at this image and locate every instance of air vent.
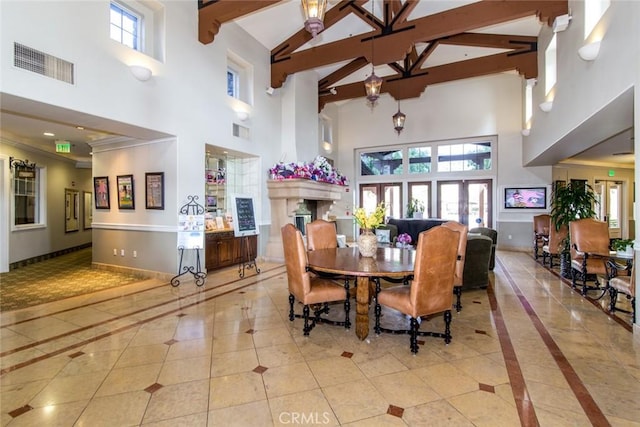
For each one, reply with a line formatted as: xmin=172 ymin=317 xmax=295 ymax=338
xmin=232 ymin=123 xmax=250 ymax=140
xmin=14 ymin=43 xmax=74 ymax=84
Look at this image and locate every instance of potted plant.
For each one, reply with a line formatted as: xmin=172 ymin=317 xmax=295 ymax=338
xmin=611 ymin=238 xmax=634 ymax=256
xmin=406 ymin=198 xmax=425 ymax=219
xmin=550 ymin=181 xmax=598 ymax=277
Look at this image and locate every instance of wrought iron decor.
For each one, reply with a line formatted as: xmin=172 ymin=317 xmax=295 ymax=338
xmin=171 ymin=195 xmax=207 ymax=287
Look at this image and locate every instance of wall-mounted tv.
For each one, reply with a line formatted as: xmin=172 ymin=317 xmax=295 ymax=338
xmin=504 ymin=187 xmax=547 ymax=209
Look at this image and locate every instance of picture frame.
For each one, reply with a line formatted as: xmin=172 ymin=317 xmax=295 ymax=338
xmin=145 ymin=172 xmax=164 ymax=210
xmin=503 ymin=186 xmax=548 ymax=210
xmin=94 ymin=176 xmax=110 ymax=209
xmin=117 ymin=174 xmax=135 ymax=209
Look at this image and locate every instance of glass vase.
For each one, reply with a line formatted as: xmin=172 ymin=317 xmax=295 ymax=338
xmin=357 ymin=229 xmax=378 ymax=257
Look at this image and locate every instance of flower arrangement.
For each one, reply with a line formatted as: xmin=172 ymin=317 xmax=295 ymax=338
xmin=353 ymin=203 xmax=386 ymax=230
xmin=269 ymin=156 xmax=348 ymax=186
xmin=397 ymin=233 xmax=412 ymax=245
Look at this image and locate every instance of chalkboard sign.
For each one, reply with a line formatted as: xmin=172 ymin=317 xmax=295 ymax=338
xmin=231 ymin=194 xmax=259 ymax=236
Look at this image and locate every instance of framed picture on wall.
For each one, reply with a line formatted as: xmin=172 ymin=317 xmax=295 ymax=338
xmin=145 ymin=172 xmax=164 ymax=210
xmin=93 ymin=176 xmax=110 ymax=209
xmin=117 ymin=174 xmax=135 ymax=209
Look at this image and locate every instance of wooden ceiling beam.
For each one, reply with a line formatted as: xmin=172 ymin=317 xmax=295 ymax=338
xmin=318 ymin=57 xmax=369 ymax=90
xmin=274 ymin=0 xmax=567 ymax=88
xmin=441 ymin=33 xmax=537 ymax=49
xmin=319 ymin=50 xmax=537 ymax=110
xmin=198 ymin=0 xmax=282 ymax=44
xmin=389 ymin=0 xmax=419 ymax=26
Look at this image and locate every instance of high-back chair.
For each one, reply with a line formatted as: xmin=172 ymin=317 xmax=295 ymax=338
xmin=374 ymin=226 xmax=460 ymax=354
xmin=306 ymin=219 xmax=337 ymax=251
xmin=281 ymin=223 xmax=350 ymax=335
xmin=533 ymin=214 xmax=551 ymax=260
xmin=605 ymin=254 xmax=636 ymax=324
xmin=468 ymin=226 xmax=497 ymax=270
xmin=542 ymin=222 xmax=568 ymax=269
xmin=569 ymin=218 xmax=610 ymax=296
xmin=442 ymin=221 xmax=468 ymax=312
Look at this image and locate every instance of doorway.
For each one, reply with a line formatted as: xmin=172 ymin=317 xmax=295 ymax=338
xmin=594 ymin=179 xmax=623 ymax=239
xmin=437 ymin=179 xmax=492 ymax=226
xmin=359 ymin=183 xmax=402 ymax=219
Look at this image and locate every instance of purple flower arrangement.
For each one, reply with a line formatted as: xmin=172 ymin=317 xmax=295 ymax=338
xmin=397 ymin=233 xmax=412 ymax=245
xmin=269 ymin=156 xmax=349 ymax=186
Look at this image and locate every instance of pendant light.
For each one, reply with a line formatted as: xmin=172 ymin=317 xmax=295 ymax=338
xmin=392 ymin=101 xmax=406 ymax=135
xmin=301 ymin=0 xmax=327 ymax=38
xmin=364 ymin=0 xmax=382 ymax=107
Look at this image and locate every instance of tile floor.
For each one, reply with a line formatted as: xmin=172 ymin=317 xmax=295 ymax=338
xmin=1 ymin=251 xmax=639 ymax=426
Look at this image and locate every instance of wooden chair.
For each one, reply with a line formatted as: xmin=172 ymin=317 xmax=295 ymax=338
xmin=306 ymin=219 xmax=337 ymax=251
xmin=605 ymin=254 xmax=636 ymax=324
xmin=533 ymin=214 xmax=551 ymax=260
xmin=569 ymin=218 xmax=610 ymax=296
xmin=442 ymin=221 xmax=468 ymax=312
xmin=374 ymin=226 xmax=460 ymax=354
xmin=281 ymin=223 xmax=350 ymax=335
xmin=542 ymin=222 xmax=568 ymax=269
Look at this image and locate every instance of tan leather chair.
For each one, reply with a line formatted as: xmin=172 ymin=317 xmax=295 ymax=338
xmin=569 ymin=218 xmax=610 ymax=296
xmin=281 ymin=223 xmax=350 ymax=335
xmin=605 ymin=254 xmax=636 ymax=323
xmin=306 ymin=219 xmax=337 ymax=251
xmin=533 ymin=214 xmax=551 ymax=260
xmin=542 ymin=222 xmax=568 ymax=269
xmin=374 ymin=226 xmax=460 ymax=354
xmin=442 ymin=221 xmax=468 ymax=312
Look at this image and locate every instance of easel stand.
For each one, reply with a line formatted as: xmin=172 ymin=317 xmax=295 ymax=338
xmin=171 ymin=246 xmax=207 ymax=287
xmin=238 ymin=234 xmax=260 ymax=278
xmin=171 ymin=195 xmax=208 ymax=287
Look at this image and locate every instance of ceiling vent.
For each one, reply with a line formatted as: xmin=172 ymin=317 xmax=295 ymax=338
xmin=14 ymin=42 xmax=74 ymax=84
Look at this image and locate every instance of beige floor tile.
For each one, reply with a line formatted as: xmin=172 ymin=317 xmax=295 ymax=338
xmin=29 ymin=370 xmax=108 ymax=407
xmin=211 ymin=332 xmax=255 ymax=354
xmin=268 ymin=388 xmax=339 ymax=426
xmin=341 ymin=413 xmax=408 ymax=426
xmin=413 ymin=362 xmax=479 ymax=398
xmin=252 ymin=327 xmax=295 ymax=348
xmin=143 ymin=379 xmax=210 ymax=424
xmin=208 ymin=399 xmax=274 ymax=427
xmin=450 ymin=355 xmax=509 ymax=386
xmin=255 ymin=343 xmax=305 ymax=368
xmin=307 ymin=356 xmax=365 ymax=387
xmin=0 ymin=379 xmax=49 ymax=414
xmin=588 ymin=383 xmax=640 ymax=423
xmin=95 ymin=362 xmax=163 ymax=397
xmin=447 ymin=389 xmax=520 ymax=427
xmin=57 ymin=349 xmax=122 ymax=377
xmin=157 ymin=355 xmax=211 ymax=385
xmin=208 ymin=371 xmax=267 ymax=410
xmin=114 ymin=343 xmax=169 ymax=369
xmin=526 ymin=380 xmax=585 ymax=414
xmin=370 ymin=370 xmax=440 ymax=408
xmin=262 ymin=361 xmax=319 ymax=398
xmin=142 ymin=412 xmax=208 ymax=427
xmin=210 ymin=348 xmax=259 ymax=377
xmin=75 ymin=390 xmax=150 ymax=426
xmin=322 ymin=378 xmax=388 ymax=424
xmin=534 ymin=403 xmax=592 ymax=426
xmin=2 ymin=400 xmax=88 ymax=427
xmin=0 ymin=355 xmax=69 ymax=386
xmin=355 ymin=353 xmax=407 ymax=378
xmin=402 ymin=399 xmax=475 ymax=426
xmin=165 ymin=338 xmax=212 ymax=361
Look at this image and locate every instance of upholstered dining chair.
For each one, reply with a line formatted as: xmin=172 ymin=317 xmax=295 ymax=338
xmin=605 ymin=254 xmax=636 ymax=324
xmin=569 ymin=218 xmax=610 ymax=296
xmin=374 ymin=226 xmax=460 ymax=354
xmin=533 ymin=214 xmax=551 ymax=261
xmin=542 ymin=222 xmax=568 ymax=269
xmin=306 ymin=219 xmax=337 ymax=251
xmin=442 ymin=221 xmax=468 ymax=312
xmin=281 ymin=223 xmax=350 ymax=335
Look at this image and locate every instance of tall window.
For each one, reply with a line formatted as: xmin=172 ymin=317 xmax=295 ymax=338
xmin=227 ymin=67 xmax=239 ymax=98
xmin=110 ymin=2 xmax=141 ymax=50
xmin=227 ymin=52 xmax=253 ymax=105
xmin=13 ymin=166 xmax=41 ymax=226
xmin=545 ymin=34 xmax=557 ymax=95
xmin=585 ymin=0 xmax=610 ymax=39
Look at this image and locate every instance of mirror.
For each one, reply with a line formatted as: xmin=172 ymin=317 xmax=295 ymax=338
xmin=65 ymin=188 xmax=80 ymax=232
xmin=83 ymin=191 xmax=92 ymax=229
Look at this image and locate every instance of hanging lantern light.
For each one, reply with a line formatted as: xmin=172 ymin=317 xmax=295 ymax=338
xmin=363 ymin=1 xmax=381 ymax=107
xmin=301 ymin=0 xmax=327 ymax=38
xmin=392 ymin=101 xmax=406 ymax=135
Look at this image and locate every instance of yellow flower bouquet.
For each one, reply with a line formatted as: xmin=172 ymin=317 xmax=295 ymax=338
xmin=353 ymin=203 xmax=386 ymax=230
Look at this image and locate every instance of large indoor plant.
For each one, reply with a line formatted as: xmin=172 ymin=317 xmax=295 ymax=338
xmin=549 ymin=181 xmax=598 ymax=277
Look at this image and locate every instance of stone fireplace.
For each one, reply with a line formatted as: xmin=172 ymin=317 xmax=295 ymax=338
xmin=266 ymin=179 xmax=343 ymax=261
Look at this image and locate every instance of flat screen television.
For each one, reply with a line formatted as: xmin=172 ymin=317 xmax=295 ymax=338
xmin=504 ymin=187 xmax=547 ymax=209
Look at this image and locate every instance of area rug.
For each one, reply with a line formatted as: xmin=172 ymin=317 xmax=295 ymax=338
xmin=0 ymin=248 xmax=143 ymax=311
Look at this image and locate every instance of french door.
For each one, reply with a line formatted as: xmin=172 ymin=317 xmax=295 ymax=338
xmin=359 ymin=183 xmax=402 ymax=219
xmin=437 ymin=179 xmax=492 ymax=227
xmin=594 ymin=179 xmax=623 ymax=239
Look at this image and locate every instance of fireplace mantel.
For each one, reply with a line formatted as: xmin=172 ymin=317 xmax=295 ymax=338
xmin=266 ymin=179 xmax=344 ymax=261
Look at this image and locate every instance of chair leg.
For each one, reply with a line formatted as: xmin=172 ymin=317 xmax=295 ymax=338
xmin=374 ymin=279 xmax=382 ymax=334
xmin=609 ymin=287 xmax=618 ymax=313
xmin=288 ymin=294 xmax=295 ymax=321
xmin=410 ymin=317 xmax=419 ymax=354
xmin=344 ymin=280 xmax=351 ymax=329
xmin=302 ymin=305 xmax=311 ymax=336
xmin=444 ymin=310 xmax=452 ymax=344
xmin=454 ymin=286 xmax=462 ymax=312
xmin=631 ymin=297 xmax=636 ymax=324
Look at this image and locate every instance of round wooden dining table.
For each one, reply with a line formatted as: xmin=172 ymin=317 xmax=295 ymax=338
xmin=306 ymin=246 xmax=415 ymax=340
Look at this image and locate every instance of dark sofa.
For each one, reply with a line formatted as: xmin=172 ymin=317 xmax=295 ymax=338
xmin=387 ymin=218 xmax=448 ymax=245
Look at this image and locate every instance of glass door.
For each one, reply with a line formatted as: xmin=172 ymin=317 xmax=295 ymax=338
xmin=408 ymin=182 xmax=431 ymax=218
xmin=359 ymin=183 xmax=402 ymax=219
xmin=437 ymin=179 xmax=492 ymax=226
xmin=594 ymin=180 xmax=623 ymax=239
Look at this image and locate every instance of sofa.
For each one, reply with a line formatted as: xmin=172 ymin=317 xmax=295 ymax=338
xmin=387 ymin=218 xmax=448 ymax=245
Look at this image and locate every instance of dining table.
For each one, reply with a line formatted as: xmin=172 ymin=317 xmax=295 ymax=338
xmin=306 ymin=246 xmax=415 ymax=340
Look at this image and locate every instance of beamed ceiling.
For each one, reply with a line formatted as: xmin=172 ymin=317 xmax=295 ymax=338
xmin=198 ymin=0 xmax=568 ymax=111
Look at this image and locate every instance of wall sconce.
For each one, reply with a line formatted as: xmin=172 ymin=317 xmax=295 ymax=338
xmin=539 ymin=101 xmax=553 ymax=113
xmin=236 ymin=110 xmax=249 ymax=121
xmin=130 ymin=65 xmax=153 ymax=81
xmin=578 ymin=40 xmax=601 ymax=61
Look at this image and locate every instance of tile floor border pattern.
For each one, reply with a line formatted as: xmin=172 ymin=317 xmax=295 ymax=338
xmin=0 ymin=267 xmax=286 ymax=375
xmin=497 ymin=258 xmax=613 ymax=427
